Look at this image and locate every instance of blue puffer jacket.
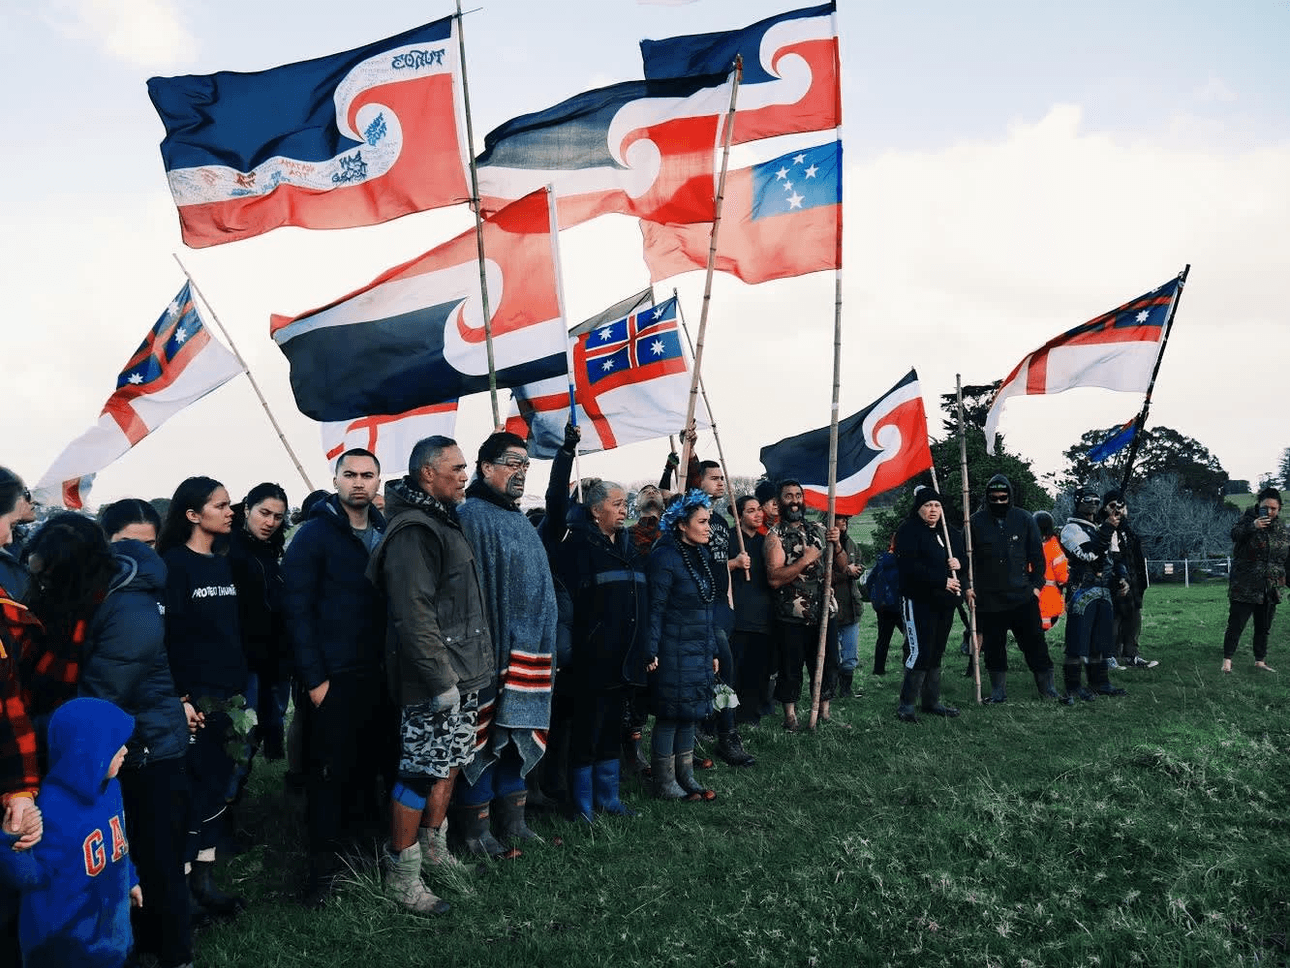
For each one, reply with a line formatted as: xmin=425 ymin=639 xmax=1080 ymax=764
xmin=645 ymin=533 xmax=716 ymax=721
xmin=282 ymin=495 xmax=387 ymax=691
xmin=80 ymin=540 xmax=188 ymax=769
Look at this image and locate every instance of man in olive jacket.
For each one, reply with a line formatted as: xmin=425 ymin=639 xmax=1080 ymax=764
xmin=367 ymin=436 xmax=494 ymax=915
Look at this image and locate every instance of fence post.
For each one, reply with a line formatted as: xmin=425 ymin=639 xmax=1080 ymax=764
xmin=1184 ymin=558 xmax=1190 ymax=588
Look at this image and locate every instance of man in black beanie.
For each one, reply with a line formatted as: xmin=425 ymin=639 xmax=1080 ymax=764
xmin=1103 ymin=488 xmax=1157 ymax=670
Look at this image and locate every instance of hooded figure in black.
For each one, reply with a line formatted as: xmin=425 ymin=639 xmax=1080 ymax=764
xmin=893 ymin=486 xmax=966 ymax=723
xmin=968 ymin=474 xmax=1058 ymax=703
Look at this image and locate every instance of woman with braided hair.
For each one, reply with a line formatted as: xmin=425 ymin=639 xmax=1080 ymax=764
xmin=645 ymin=490 xmax=719 ymax=803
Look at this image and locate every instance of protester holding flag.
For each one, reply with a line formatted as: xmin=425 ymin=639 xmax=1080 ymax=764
xmin=1103 ymin=490 xmax=1157 ymax=670
xmin=1221 ymin=488 xmax=1288 ymax=674
xmin=158 ymin=476 xmax=248 ymax=920
xmin=554 ymin=481 xmax=648 ymax=820
xmin=1058 ymin=489 xmax=1129 ymax=703
xmin=894 ymin=487 xmax=966 ymax=723
xmin=646 ymin=491 xmax=719 ymax=802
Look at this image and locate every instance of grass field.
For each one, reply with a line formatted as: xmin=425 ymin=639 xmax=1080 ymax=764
xmin=197 ymin=584 xmax=1290 ymax=967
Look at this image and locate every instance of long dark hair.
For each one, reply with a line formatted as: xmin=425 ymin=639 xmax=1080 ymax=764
xmin=232 ymin=482 xmax=290 ymax=557
xmin=157 ymin=476 xmax=224 ymax=555
xmin=98 ymin=498 xmax=162 ymax=541
xmin=22 ymin=512 xmax=117 ymax=646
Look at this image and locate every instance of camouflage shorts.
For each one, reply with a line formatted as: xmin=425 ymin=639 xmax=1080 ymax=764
xmin=398 ymin=690 xmax=479 ymax=780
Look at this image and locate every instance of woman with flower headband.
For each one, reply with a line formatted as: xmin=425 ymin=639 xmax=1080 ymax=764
xmin=645 ymin=489 xmax=719 ymax=802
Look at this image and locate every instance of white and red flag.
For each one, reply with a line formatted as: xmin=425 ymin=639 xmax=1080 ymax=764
xmin=983 ymin=275 xmax=1184 ymax=455
xmin=35 ymin=282 xmax=244 ymax=508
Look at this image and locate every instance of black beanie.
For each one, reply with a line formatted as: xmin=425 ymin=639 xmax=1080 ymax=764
xmin=754 ymin=480 xmax=777 ymax=503
xmin=1102 ymin=488 xmax=1125 ymax=506
xmin=912 ymin=485 xmax=943 ymax=512
xmin=1257 ymin=487 xmax=1282 ymax=505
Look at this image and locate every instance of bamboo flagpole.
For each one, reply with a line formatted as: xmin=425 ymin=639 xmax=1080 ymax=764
xmin=541 ymin=183 xmax=584 ymax=501
xmin=927 ymin=463 xmax=966 ymax=625
xmin=172 ymin=254 xmax=318 ymax=493
xmin=456 ymin=0 xmax=500 ymax=426
xmin=1119 ymin=264 xmax=1190 ymax=490
xmin=677 ymin=58 xmax=742 ymax=478
xmin=674 ymin=290 xmax=749 ymax=580
xmin=956 ymin=375 xmax=982 ymax=704
xmin=806 ymin=267 xmax=844 ymax=730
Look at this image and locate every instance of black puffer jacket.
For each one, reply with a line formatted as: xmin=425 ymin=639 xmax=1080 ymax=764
xmin=228 ymin=526 xmax=287 ymax=680
xmin=80 ymin=540 xmax=188 ymax=769
xmin=645 ymin=533 xmax=716 ymax=720
xmin=555 ymin=516 xmax=649 ymax=693
xmin=969 ymin=474 xmax=1044 ymax=612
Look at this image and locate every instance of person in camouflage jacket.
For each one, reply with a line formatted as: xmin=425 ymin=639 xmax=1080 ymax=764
xmin=1221 ymin=487 xmax=1289 ymax=672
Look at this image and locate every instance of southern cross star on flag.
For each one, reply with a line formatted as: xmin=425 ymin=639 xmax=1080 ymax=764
xmin=582 ymin=303 xmax=685 ymax=386
xmin=642 ymin=140 xmax=841 ymax=284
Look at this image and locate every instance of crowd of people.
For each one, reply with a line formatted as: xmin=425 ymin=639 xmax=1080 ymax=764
xmin=0 ymin=444 xmax=1284 ymax=965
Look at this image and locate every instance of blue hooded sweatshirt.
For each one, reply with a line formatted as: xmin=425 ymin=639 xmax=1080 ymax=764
xmin=0 ymin=697 xmax=137 ymax=968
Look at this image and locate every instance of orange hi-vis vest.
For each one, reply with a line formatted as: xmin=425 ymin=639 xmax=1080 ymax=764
xmin=1039 ymin=535 xmax=1068 ymax=630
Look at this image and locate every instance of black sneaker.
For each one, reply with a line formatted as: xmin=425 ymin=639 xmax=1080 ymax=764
xmin=1126 ymin=655 xmax=1158 ymax=669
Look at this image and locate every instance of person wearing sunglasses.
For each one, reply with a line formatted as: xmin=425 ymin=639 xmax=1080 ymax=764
xmin=1222 ymin=487 xmax=1288 ymax=673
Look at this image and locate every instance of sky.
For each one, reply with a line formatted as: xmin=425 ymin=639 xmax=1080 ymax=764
xmin=4 ymin=0 xmax=1289 ymax=509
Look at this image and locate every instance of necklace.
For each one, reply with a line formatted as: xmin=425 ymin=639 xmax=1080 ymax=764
xmin=679 ymin=543 xmax=715 ymax=604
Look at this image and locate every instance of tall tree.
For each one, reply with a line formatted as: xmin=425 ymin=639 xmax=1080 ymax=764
xmin=1059 ymin=425 xmax=1228 ymax=499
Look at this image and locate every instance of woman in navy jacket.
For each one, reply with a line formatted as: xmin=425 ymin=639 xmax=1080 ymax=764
xmin=645 ymin=490 xmax=718 ymax=803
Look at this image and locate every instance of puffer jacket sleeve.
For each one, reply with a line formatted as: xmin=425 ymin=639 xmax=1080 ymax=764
xmin=79 ymin=600 xmax=152 ymax=712
xmin=281 ymin=524 xmax=326 ymax=691
xmin=645 ymin=546 xmax=676 ymax=664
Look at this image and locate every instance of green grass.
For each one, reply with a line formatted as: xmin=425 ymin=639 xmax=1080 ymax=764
xmin=200 ymin=585 xmax=1290 ymax=967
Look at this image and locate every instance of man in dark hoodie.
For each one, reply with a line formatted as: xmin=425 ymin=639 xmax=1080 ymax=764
xmin=367 ymin=435 xmax=494 ymax=914
xmin=967 ymin=475 xmax=1059 ymax=703
xmin=281 ymin=447 xmax=390 ymax=907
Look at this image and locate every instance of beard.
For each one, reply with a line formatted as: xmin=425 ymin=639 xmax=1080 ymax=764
xmin=782 ymin=503 xmax=804 ymax=522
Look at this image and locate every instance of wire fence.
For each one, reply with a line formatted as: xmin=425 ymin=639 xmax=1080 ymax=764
xmin=1145 ymin=557 xmax=1230 ymax=587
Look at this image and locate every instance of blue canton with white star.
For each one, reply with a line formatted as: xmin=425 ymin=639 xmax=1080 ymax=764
xmin=583 ymin=297 xmax=683 ymax=387
xmin=750 ymin=141 xmax=841 ymax=222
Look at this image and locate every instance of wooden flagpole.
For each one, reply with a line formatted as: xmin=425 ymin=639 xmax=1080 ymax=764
xmin=541 ymin=182 xmax=583 ymax=501
xmin=678 ymin=57 xmax=742 ymax=479
xmin=456 ymin=0 xmax=500 ymax=426
xmin=1119 ymin=264 xmax=1190 ymax=490
xmin=807 ymin=267 xmax=844 ymax=730
xmin=172 ymin=254 xmax=318 ymax=493
xmin=674 ymin=290 xmax=748 ymax=579
xmin=956 ymin=375 xmax=982 ymax=704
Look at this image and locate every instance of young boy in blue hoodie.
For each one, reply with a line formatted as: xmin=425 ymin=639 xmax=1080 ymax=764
xmin=0 ymin=697 xmax=141 ymax=968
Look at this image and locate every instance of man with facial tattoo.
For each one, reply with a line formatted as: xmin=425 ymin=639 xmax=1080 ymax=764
xmin=453 ymin=433 xmax=559 ymax=858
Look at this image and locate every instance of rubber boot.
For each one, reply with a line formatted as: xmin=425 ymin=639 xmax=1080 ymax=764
xmin=621 ymin=727 xmax=650 ymax=780
xmin=651 ymin=754 xmax=686 ymax=800
xmin=1090 ymin=658 xmax=1127 ymax=697
xmin=1063 ymin=663 xmax=1095 ymax=703
xmin=418 ymin=821 xmax=464 ymax=873
xmin=837 ymin=671 xmax=855 ymax=699
xmin=982 ymin=670 xmax=1008 ymax=705
xmin=382 ymin=843 xmax=450 ymax=915
xmin=569 ymin=765 xmax=594 ymax=821
xmin=920 ymin=669 xmax=960 ymax=718
xmin=1034 ymin=668 xmax=1059 ymax=699
xmin=494 ymin=790 xmax=543 ymax=847
xmin=449 ymin=803 xmax=513 ymax=860
xmin=897 ymin=669 xmax=924 ymax=723
xmin=675 ymin=750 xmax=716 ymax=802
xmin=715 ymin=730 xmax=754 ymax=767
xmin=302 ymin=851 xmax=342 ymax=909
xmin=189 ymin=860 xmax=246 ymax=918
xmin=592 ymin=760 xmax=635 ymax=816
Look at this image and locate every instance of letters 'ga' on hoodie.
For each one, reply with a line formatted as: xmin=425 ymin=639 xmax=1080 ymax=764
xmin=0 ymin=697 xmax=137 ymax=968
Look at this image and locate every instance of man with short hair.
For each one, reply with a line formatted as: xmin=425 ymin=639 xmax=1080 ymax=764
xmin=282 ymin=448 xmax=391 ymax=907
xmin=454 ymin=433 xmax=558 ymax=857
xmin=765 ymin=480 xmax=848 ymax=731
xmin=367 ymin=436 xmax=495 ymax=914
xmin=1059 ymin=487 xmax=1129 ymax=703
xmin=967 ymin=474 xmax=1059 ymax=703
xmin=1102 ymin=489 xmax=1158 ymax=670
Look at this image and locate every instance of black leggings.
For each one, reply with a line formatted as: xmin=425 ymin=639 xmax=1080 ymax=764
xmin=570 ymin=689 xmax=627 ymax=766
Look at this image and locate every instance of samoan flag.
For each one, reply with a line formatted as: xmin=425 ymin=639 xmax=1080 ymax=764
xmin=148 ymin=18 xmax=470 ymax=248
xmin=34 ymin=283 xmax=244 ymax=508
xmin=641 ymin=2 xmax=840 ymax=146
xmin=760 ymin=370 xmax=933 ymax=516
xmin=984 ymin=273 xmax=1184 ymax=455
xmin=475 ymin=74 xmax=733 ymax=229
xmin=1088 ymin=418 xmax=1140 ymax=463
xmin=271 ymin=188 xmax=567 ymax=423
xmin=506 ymin=295 xmax=711 ymax=458
xmin=643 ymin=139 xmax=841 ymax=283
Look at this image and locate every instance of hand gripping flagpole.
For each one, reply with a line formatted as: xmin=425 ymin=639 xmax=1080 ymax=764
xmin=456 ymin=0 xmax=500 ymax=426
xmin=1119 ymin=264 xmax=1190 ymax=491
xmin=172 ymin=254 xmax=318 ymax=493
xmin=678 ymin=57 xmax=742 ymax=480
xmin=674 ymin=290 xmax=749 ymax=581
xmin=807 ymin=265 xmax=844 ymax=731
xmin=957 ymin=374 xmax=982 ymax=705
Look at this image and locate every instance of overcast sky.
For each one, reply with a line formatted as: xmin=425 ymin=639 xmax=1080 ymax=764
xmin=4 ymin=0 xmax=1288 ymax=508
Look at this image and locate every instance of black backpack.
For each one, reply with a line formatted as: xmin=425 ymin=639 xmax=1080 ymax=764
xmin=863 ymin=551 xmax=900 ymax=613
